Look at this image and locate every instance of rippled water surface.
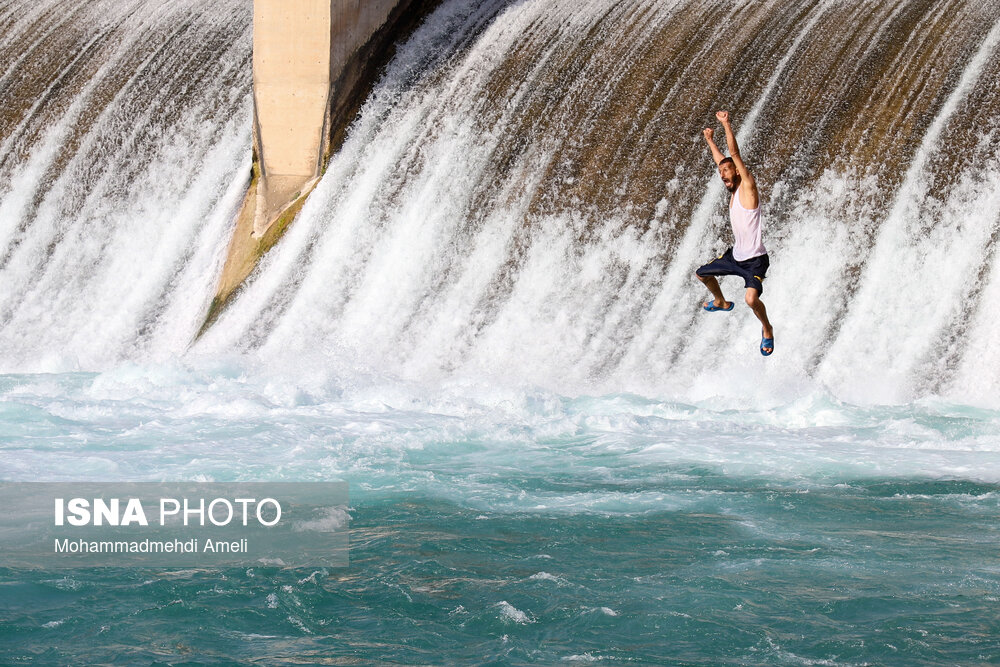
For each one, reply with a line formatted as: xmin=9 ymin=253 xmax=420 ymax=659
xmin=2 ymin=364 xmax=999 ymax=665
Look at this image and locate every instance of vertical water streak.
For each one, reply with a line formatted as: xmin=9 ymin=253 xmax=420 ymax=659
xmin=817 ymin=14 xmax=1000 ymax=402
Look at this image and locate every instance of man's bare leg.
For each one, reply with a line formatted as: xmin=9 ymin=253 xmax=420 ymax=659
xmin=696 ymin=273 xmax=732 ymax=309
xmin=745 ymin=287 xmax=773 ymax=353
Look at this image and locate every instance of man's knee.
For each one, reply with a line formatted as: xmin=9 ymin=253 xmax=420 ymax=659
xmin=745 ymin=289 xmax=760 ymax=307
xmin=695 ymin=271 xmax=706 ymax=282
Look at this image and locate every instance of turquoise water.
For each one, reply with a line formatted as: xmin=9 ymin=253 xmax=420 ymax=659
xmin=2 ymin=365 xmax=999 ymax=665
xmin=3 ymin=0 xmax=1000 ymax=663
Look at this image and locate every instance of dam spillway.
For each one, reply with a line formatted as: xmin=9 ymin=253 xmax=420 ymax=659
xmin=204 ymin=0 xmax=1000 ymax=405
xmin=0 ymin=0 xmax=999 ymax=405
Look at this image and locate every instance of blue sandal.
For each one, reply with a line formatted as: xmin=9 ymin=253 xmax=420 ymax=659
xmin=760 ymin=331 xmax=774 ymax=356
xmin=703 ymin=300 xmax=734 ymax=312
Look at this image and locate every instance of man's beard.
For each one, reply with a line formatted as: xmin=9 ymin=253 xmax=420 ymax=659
xmin=725 ymin=181 xmax=738 ymax=192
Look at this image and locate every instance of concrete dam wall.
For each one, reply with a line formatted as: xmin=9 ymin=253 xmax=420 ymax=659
xmin=207 ymin=0 xmax=437 ymax=327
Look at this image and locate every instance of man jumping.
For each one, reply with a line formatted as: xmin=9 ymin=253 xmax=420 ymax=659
xmin=696 ymin=110 xmax=774 ymax=356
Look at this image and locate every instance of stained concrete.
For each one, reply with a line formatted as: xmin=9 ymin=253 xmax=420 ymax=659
xmin=252 ymin=0 xmax=400 ymax=232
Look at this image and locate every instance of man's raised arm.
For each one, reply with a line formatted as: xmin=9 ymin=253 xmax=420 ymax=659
xmin=702 ymin=127 xmax=726 ymax=165
xmin=716 ymin=111 xmax=758 ymax=205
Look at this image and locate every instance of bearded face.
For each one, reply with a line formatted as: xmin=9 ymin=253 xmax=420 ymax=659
xmin=718 ymin=161 xmax=740 ymax=193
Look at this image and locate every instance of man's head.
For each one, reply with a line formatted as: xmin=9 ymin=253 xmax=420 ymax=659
xmin=718 ymin=157 xmax=739 ymax=192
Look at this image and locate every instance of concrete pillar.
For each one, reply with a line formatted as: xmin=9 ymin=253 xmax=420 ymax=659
xmin=203 ymin=0 xmax=432 ymax=334
xmin=251 ymin=0 xmax=400 ymax=234
xmin=253 ymin=0 xmax=331 ymax=229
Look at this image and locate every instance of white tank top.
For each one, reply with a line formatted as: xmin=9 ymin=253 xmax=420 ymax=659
xmin=730 ymin=187 xmax=766 ymax=261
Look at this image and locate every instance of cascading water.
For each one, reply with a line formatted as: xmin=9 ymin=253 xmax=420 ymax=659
xmin=3 ymin=2 xmax=1000 ymax=665
xmin=0 ymin=0 xmax=251 ymax=371
xmin=199 ymin=0 xmax=1000 ymax=405
xmin=0 ymin=0 xmax=997 ymax=405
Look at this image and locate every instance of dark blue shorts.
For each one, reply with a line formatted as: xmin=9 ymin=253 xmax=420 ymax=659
xmin=696 ymin=248 xmax=770 ymax=294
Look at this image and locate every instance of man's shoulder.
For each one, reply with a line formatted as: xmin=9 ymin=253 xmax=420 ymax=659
xmin=740 ymin=180 xmax=760 ymax=206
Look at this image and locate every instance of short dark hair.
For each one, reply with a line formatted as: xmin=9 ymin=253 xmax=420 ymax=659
xmin=718 ymin=157 xmax=735 ymax=167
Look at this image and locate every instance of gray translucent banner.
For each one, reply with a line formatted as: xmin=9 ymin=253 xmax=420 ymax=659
xmin=0 ymin=483 xmax=348 ymax=568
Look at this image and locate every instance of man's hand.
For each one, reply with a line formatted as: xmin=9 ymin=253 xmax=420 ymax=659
xmin=703 ymin=126 xmax=724 ymax=164
xmin=715 ymin=110 xmax=730 ymax=125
